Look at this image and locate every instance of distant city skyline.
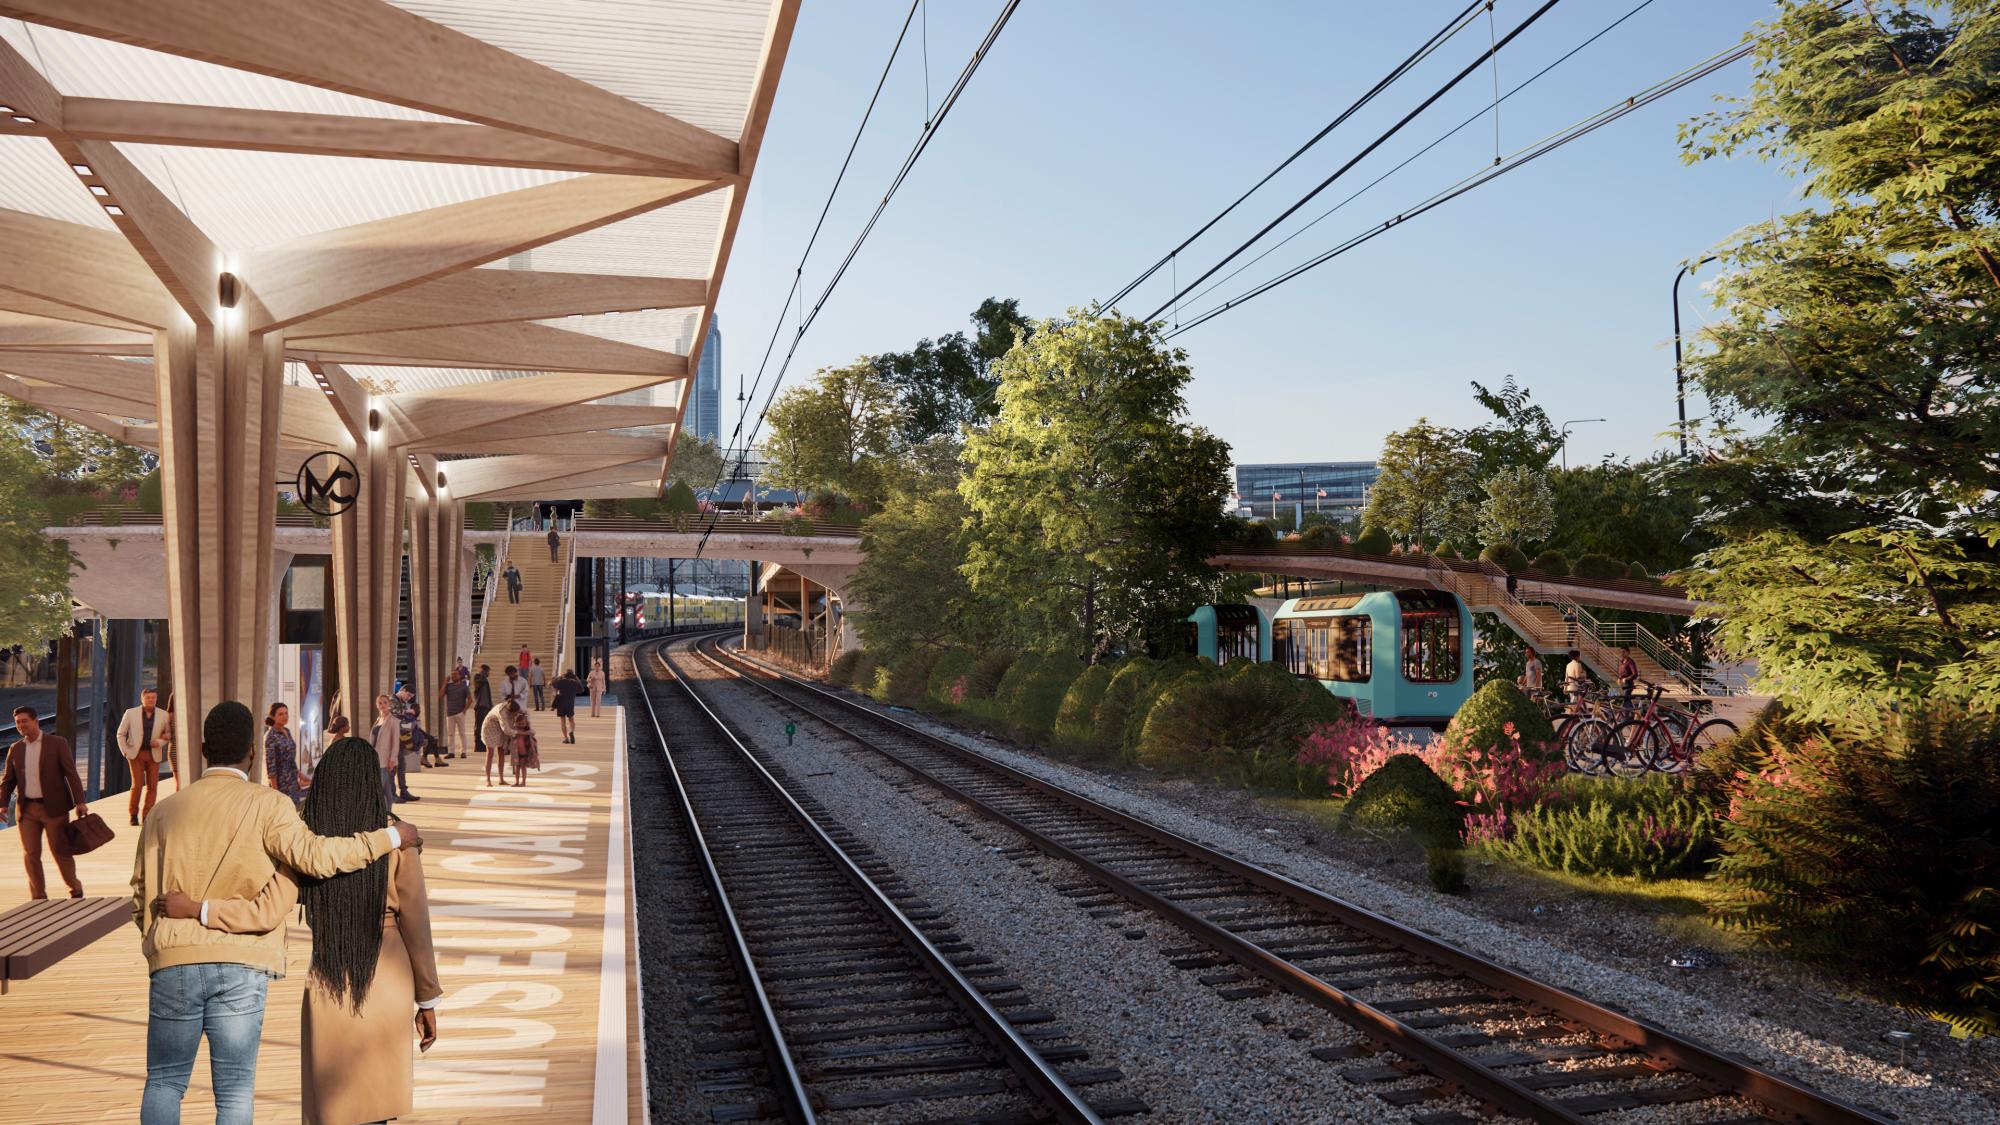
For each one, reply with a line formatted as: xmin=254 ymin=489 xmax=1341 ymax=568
xmin=716 ymin=1 xmax=1800 ymax=469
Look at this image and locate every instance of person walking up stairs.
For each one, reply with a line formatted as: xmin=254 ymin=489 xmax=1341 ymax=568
xmin=474 ymin=540 xmax=570 ymax=691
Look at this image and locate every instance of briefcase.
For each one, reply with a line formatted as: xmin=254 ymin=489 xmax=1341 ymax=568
xmin=64 ymin=811 xmax=116 ymax=855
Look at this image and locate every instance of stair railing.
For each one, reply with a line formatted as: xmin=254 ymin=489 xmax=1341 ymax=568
xmin=552 ymin=536 xmax=577 ymax=677
xmin=473 ymin=518 xmax=513 ymax=656
xmin=1540 ymin=592 xmax=1739 ymax=696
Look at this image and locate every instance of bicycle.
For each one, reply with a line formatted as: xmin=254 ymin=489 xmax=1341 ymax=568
xmin=1605 ymin=681 xmax=1739 ymax=773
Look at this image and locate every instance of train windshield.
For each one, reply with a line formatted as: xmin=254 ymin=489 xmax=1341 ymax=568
xmin=1214 ymin=605 xmax=1261 ymax=666
xmin=1396 ymin=591 xmax=1461 ymax=683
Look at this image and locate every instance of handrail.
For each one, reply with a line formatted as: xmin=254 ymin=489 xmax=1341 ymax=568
xmin=473 ymin=518 xmax=513 ymax=656
xmin=552 ymin=536 xmax=576 ymax=678
xmin=1540 ymin=591 xmax=1740 ymax=697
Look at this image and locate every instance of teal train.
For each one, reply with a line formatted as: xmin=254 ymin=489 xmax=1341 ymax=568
xmin=1187 ymin=591 xmax=1475 ymax=727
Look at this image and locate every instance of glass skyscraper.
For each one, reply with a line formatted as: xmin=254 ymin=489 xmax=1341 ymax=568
xmin=692 ymin=315 xmax=722 ymax=443
xmin=1235 ymin=461 xmax=1379 ymax=522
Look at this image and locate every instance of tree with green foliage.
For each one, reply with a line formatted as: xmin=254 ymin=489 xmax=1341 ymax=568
xmin=1677 ymin=0 xmax=2000 ymax=712
xmin=762 ymin=360 xmax=904 ymax=509
xmin=960 ymin=309 xmax=1232 ymax=660
xmin=0 ymin=439 xmax=75 ymax=650
xmin=1362 ymin=418 xmax=1475 ymax=549
xmin=1545 ymin=456 xmax=1709 ymax=573
xmin=664 ymin=436 xmax=724 ymax=494
xmin=1477 ymin=465 xmax=1555 ymax=549
xmin=850 ymin=486 xmax=997 ymax=654
xmin=1460 ymin=376 xmax=1559 ymax=480
xmin=874 ymin=298 xmax=1034 ymax=446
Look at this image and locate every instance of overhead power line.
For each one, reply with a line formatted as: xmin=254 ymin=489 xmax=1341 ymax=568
xmin=1141 ymin=0 xmax=1566 ymax=324
xmin=1101 ymin=0 xmax=1487 ymax=312
xmin=1161 ymin=28 xmax=1777 ymax=340
xmin=697 ymin=0 xmax=1023 ymax=557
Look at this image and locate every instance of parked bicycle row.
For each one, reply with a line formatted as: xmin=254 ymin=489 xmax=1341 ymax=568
xmin=1531 ymin=682 xmax=1739 ymax=777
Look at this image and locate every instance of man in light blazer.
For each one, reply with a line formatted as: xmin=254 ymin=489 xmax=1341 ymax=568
xmin=118 ymin=686 xmax=171 ymax=825
xmin=1 ymin=705 xmax=88 ymax=898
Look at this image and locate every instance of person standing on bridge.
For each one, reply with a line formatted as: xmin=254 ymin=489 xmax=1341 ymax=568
xmin=547 ymin=525 xmax=561 ymax=563
xmin=154 ymin=738 xmax=441 ymax=1125
xmin=502 ymin=560 xmax=522 ymax=604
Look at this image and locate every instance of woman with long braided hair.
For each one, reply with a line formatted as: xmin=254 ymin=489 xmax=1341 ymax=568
xmin=156 ymin=738 xmax=440 ymax=1124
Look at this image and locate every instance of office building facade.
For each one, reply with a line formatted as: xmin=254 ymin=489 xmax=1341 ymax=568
xmin=691 ymin=315 xmax=722 ymax=443
xmin=1235 ymin=461 xmax=1379 ymax=523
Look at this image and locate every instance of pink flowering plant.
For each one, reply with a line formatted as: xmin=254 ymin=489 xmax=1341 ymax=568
xmin=1300 ymin=715 xmax=1563 ymax=843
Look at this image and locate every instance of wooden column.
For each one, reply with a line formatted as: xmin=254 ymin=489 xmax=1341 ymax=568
xmin=154 ymin=320 xmax=285 ymax=772
xmin=328 ymin=430 xmax=407 ymax=729
xmin=406 ymin=482 xmax=463 ymax=731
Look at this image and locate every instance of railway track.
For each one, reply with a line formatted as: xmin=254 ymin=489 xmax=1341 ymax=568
xmin=697 ymin=637 xmax=1892 ymax=1125
xmin=630 ymin=635 xmax=1147 ymax=1124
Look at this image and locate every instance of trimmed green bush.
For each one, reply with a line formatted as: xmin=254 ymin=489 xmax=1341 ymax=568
xmin=925 ymin=648 xmax=977 ymax=709
xmin=1528 ymin=549 xmax=1568 ymax=576
xmin=1136 ymin=661 xmax=1346 ymax=792
xmin=966 ymin=649 xmax=1018 ymax=700
xmin=828 ymin=649 xmax=865 ymax=687
xmin=1571 ymin=552 xmax=1626 ymax=581
xmin=1492 ymin=775 xmax=1716 ymax=879
xmin=1352 ymin=526 xmax=1394 ymax=555
xmin=1443 ymin=679 xmax=1558 ymax=760
xmin=1480 ymin=543 xmax=1530 ymax=572
xmin=871 ymin=649 xmax=940 ymax=707
xmin=1625 ymin=561 xmax=1651 ymax=581
xmin=1296 ymin=523 xmax=1344 ymax=548
xmin=1093 ymin=658 xmax=1160 ymax=762
xmin=844 ymin=649 xmax=883 ymax=694
xmin=1338 ymin=753 xmax=1465 ymax=850
xmin=1123 ymin=660 xmax=1209 ymax=761
xmin=1425 ymin=845 xmax=1468 ymax=894
xmin=136 ymin=469 xmax=163 ymax=515
xmin=1434 ymin=542 xmax=1457 ymax=559
xmin=1009 ymin=653 xmax=1083 ymax=741
xmin=1053 ymin=663 xmax=1115 ymax=752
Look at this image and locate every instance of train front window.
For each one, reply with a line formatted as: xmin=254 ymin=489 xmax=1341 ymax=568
xmin=1216 ymin=613 xmax=1259 ymax=665
xmin=1327 ymin=617 xmax=1371 ymax=682
xmin=1401 ymin=612 xmax=1459 ymax=683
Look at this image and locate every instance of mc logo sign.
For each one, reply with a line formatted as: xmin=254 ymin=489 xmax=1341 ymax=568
xmin=295 ymin=450 xmax=360 ymax=516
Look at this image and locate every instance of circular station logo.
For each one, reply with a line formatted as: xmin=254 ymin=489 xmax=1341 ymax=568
xmin=294 ymin=450 xmax=360 ymax=517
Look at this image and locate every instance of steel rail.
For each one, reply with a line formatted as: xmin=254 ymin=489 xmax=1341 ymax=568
xmin=643 ymin=636 xmax=1106 ymax=1125
xmin=628 ymin=636 xmax=816 ymax=1123
xmin=706 ymin=639 xmax=1890 ymax=1125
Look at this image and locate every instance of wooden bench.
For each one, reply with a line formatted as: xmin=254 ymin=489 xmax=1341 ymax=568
xmin=0 ymin=897 xmax=127 ymax=995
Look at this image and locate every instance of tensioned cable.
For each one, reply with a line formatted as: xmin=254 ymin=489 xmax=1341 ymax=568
xmin=711 ymin=1 xmax=925 ymax=478
xmin=1160 ymin=29 xmax=1775 ymax=340
xmin=696 ymin=0 xmax=1024 ymax=557
xmin=1101 ymin=0 xmax=1487 ymax=312
xmin=1141 ymin=0 xmax=1566 ymax=324
xmin=1165 ymin=0 xmax=1663 ymax=315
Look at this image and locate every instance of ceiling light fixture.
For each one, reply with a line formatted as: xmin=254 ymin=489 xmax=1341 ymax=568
xmin=0 ymin=106 xmax=15 ymax=114
xmin=69 ymin=164 xmax=91 ymax=176
xmin=10 ymin=116 xmax=34 ymax=125
xmin=88 ymin=185 xmax=109 ymax=197
xmin=104 ymin=205 xmax=124 ymax=216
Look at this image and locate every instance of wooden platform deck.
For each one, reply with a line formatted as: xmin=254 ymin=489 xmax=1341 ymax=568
xmin=0 ymin=709 xmax=644 ymax=1124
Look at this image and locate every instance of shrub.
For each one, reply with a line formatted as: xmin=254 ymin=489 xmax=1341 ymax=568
xmin=1339 ymin=753 xmax=1464 ymax=850
xmin=1123 ymin=660 xmax=1211 ymax=761
xmin=1352 ymin=526 xmax=1394 ymax=555
xmin=1054 ymin=663 xmax=1115 ymax=752
xmin=1625 ymin=561 xmax=1651 ymax=581
xmin=1093 ymin=658 xmax=1160 ymax=762
xmin=965 ymin=649 xmax=1018 ymax=700
xmin=1296 ymin=523 xmax=1344 ymax=548
xmin=843 ymin=649 xmax=883 ymax=694
xmin=1425 ymin=845 xmax=1468 ymax=894
xmin=1709 ymin=699 xmax=2000 ymax=1037
xmin=136 ymin=469 xmax=163 ymax=515
xmin=1444 ymin=680 xmax=1558 ymax=762
xmin=1137 ymin=661 xmax=1346 ymax=792
xmin=1433 ymin=542 xmax=1457 ymax=559
xmin=925 ymin=648 xmax=977 ymax=710
xmin=871 ymin=649 xmax=939 ymax=707
xmin=1571 ymin=552 xmax=1626 ymax=581
xmin=1492 ymin=775 xmax=1717 ymax=879
xmin=1528 ymin=549 xmax=1568 ymax=575
xmin=828 ymin=649 xmax=866 ymax=687
xmin=1001 ymin=652 xmax=1082 ymax=741
xmin=1480 ymin=543 xmax=1530 ymax=572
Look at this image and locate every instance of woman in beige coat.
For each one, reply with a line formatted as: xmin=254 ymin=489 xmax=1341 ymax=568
xmin=158 ymin=738 xmax=440 ymax=1125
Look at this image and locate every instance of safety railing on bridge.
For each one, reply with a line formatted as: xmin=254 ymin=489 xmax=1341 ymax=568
xmin=570 ymin=514 xmax=863 ymax=538
xmin=1541 ymin=593 xmax=1744 ymax=697
xmin=747 ymin=622 xmax=830 ymax=670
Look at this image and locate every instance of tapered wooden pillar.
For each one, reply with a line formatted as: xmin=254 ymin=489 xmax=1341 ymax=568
xmin=406 ymin=482 xmax=463 ymax=728
xmin=154 ymin=320 xmax=285 ymax=772
xmin=329 ymin=432 xmax=407 ymax=728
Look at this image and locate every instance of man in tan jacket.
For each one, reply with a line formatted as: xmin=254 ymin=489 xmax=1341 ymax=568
xmin=131 ymin=701 xmax=423 ymax=1125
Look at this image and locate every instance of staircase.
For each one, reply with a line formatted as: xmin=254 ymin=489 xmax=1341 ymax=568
xmin=473 ymin=537 xmax=570 ymax=678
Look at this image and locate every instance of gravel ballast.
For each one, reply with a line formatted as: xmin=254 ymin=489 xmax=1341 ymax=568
xmin=722 ymin=647 xmax=2000 ymax=1125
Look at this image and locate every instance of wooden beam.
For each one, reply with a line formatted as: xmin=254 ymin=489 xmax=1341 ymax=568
xmin=0 ymin=0 xmax=741 ymax=172
xmin=289 ymin=271 xmax=708 ymax=337
xmin=0 ymin=311 xmax=153 ymax=350
xmin=406 ymin=402 xmax=677 ymax=447
xmin=415 ymin=433 xmax=671 ymax=458
xmin=279 ymin=384 xmax=350 ymax=450
xmin=302 ymin=361 xmax=371 ymax=444
xmin=0 ymin=22 xmax=62 ymax=127
xmin=379 ymin=372 xmax=673 ymax=445
xmin=59 ymin=98 xmax=728 ymax=180
xmin=0 ymin=353 xmax=155 ymax=406
xmin=291 ymin=321 xmax=686 ymax=378
xmin=446 ymin=454 xmax=661 ymax=500
xmin=0 ymin=372 xmax=152 ymax=418
xmin=0 ymin=289 xmax=152 ymax=332
xmin=1 ymin=396 xmax=155 ymax=446
xmin=0 ymin=209 xmax=178 ymax=327
xmin=241 ymin=173 xmax=723 ymax=329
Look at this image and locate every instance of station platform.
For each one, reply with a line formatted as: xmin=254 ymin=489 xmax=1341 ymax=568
xmin=0 ymin=710 xmax=641 ymax=1124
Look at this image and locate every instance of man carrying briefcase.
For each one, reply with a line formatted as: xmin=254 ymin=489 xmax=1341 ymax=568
xmin=1 ymin=706 xmax=89 ymax=898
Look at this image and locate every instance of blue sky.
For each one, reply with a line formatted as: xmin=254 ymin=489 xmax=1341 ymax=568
xmin=713 ymin=0 xmax=1804 ymax=469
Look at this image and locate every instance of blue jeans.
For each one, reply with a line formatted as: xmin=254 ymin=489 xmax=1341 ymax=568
xmin=142 ymin=962 xmax=272 ymax=1125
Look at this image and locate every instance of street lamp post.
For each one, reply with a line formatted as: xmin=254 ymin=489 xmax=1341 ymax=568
xmin=1557 ymin=418 xmax=1605 ymax=472
xmin=1672 ymin=255 xmax=1719 ymax=459
xmin=1295 ymin=468 xmax=1307 ymax=529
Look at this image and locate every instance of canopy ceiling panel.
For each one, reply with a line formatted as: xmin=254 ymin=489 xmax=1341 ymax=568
xmin=391 ymin=0 xmax=773 ymax=140
xmin=0 ymin=18 xmax=454 ymax=120
xmin=0 ymin=0 xmax=798 ymax=498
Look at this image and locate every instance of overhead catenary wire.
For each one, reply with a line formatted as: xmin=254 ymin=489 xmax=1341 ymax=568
xmin=1161 ymin=27 xmax=1780 ymax=340
xmin=1140 ymin=0 xmax=1567 ymax=324
xmin=1101 ymin=0 xmax=1488 ymax=312
xmin=697 ymin=0 xmax=1024 ymax=557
